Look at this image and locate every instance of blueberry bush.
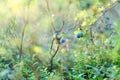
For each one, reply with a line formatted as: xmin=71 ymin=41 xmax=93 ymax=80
xmin=0 ymin=0 xmax=120 ymax=80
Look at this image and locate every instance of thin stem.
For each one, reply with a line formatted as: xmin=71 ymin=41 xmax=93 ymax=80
xmin=45 ymin=0 xmax=56 ymax=31
xmin=90 ymin=28 xmax=95 ymax=45
xmin=49 ymin=45 xmax=60 ymax=72
xmin=59 ymin=18 xmax=65 ymax=32
xmin=19 ymin=23 xmax=27 ymax=62
xmin=50 ymin=38 xmax=55 ymax=55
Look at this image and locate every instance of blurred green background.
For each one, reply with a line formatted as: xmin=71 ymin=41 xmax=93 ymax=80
xmin=0 ymin=0 xmax=120 ymax=80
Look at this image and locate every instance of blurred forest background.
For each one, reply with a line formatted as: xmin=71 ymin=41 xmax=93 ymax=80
xmin=0 ymin=0 xmax=120 ymax=80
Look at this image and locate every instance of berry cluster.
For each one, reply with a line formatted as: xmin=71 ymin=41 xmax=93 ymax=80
xmin=76 ymin=32 xmax=83 ymax=38
xmin=53 ymin=30 xmax=84 ymax=44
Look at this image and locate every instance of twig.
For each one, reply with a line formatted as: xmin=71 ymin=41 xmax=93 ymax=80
xmin=50 ymin=38 xmax=55 ymax=55
xmin=59 ymin=18 xmax=65 ymax=32
xmin=45 ymin=0 xmax=56 ymax=31
xmin=19 ymin=23 xmax=27 ymax=62
xmin=90 ymin=28 xmax=95 ymax=45
xmin=19 ymin=0 xmax=32 ymax=62
xmin=49 ymin=45 xmax=60 ymax=72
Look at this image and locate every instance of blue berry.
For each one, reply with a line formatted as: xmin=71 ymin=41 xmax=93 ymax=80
xmin=76 ymin=33 xmax=83 ymax=38
xmin=86 ymin=2 xmax=91 ymax=8
xmin=60 ymin=38 xmax=66 ymax=43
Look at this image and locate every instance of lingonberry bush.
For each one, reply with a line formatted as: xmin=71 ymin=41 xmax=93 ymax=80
xmin=0 ymin=0 xmax=120 ymax=80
